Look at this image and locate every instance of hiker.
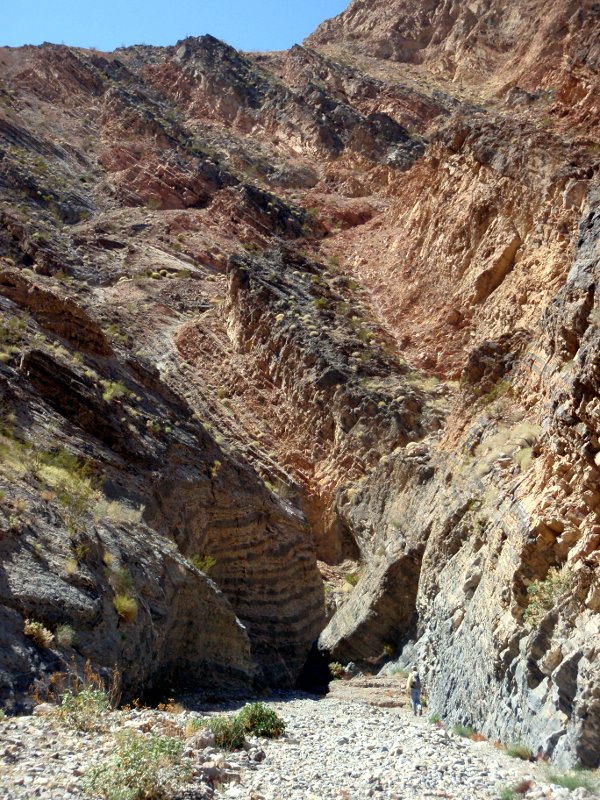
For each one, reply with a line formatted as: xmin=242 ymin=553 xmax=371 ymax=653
xmin=406 ymin=666 xmax=423 ymax=716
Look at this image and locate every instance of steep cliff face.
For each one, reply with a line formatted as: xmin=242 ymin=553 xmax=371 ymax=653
xmin=305 ymin=0 xmax=600 ymax=768
xmin=317 ymin=185 xmax=599 ymax=767
xmin=0 ymin=0 xmax=598 ymax=768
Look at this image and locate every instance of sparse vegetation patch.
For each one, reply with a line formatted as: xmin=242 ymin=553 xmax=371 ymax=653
xmin=545 ymin=768 xmax=599 ymax=795
xmin=23 ymin=619 xmax=54 ymax=648
xmin=524 ymin=566 xmax=572 ymax=627
xmin=505 ymin=742 xmax=533 ymax=761
xmin=452 ymin=724 xmax=477 ymax=738
xmin=83 ymin=730 xmax=191 ymax=799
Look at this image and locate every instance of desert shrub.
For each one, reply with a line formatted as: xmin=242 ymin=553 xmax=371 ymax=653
xmin=204 ymin=715 xmax=245 ymax=750
xmin=514 ymin=447 xmax=533 ymax=472
xmin=242 ymin=242 xmax=262 ymax=254
xmin=545 ymin=768 xmax=599 ymax=795
xmin=58 ymin=687 xmax=110 ymax=732
xmin=155 ymin=698 xmax=183 ymax=715
xmin=0 ymin=431 xmax=29 ymax=476
xmin=452 ymin=724 xmax=477 ymax=738
xmin=113 ymin=594 xmax=138 ymax=623
xmin=101 ymin=380 xmax=129 ymax=403
xmin=45 ymin=659 xmax=120 ymax=732
xmin=31 ymin=658 xmax=119 ymax=730
xmin=84 ymin=730 xmax=191 ymax=799
xmin=428 ymin=713 xmax=441 ymax=724
xmin=506 ymin=742 xmax=533 ymax=760
xmin=34 ymin=448 xmax=97 ymax=532
xmin=405 ymin=371 xmax=441 ymax=392
xmin=107 ymin=567 xmax=134 ymax=594
xmin=24 ymin=619 xmax=54 ymax=648
xmin=329 ymin=662 xmax=345 ymax=680
xmin=238 ymin=702 xmax=285 ymax=738
xmin=35 ymin=447 xmax=89 ymax=479
xmin=499 ymin=779 xmax=533 ymax=797
xmin=477 ymin=378 xmax=511 ymax=406
xmin=65 ymin=557 xmax=78 ymax=575
xmin=525 ymin=567 xmax=572 ymax=627
xmin=55 ymin=624 xmax=75 ymax=648
xmin=94 ymin=499 xmax=144 ymax=525
xmin=497 ymin=787 xmax=516 ymax=800
xmin=106 ymin=324 xmax=128 ymax=345
xmin=72 ymin=541 xmax=90 ymax=561
xmin=108 ymin=565 xmax=138 ymax=622
xmin=0 ymin=313 xmax=28 ymax=360
xmin=190 ymin=554 xmax=217 ymax=573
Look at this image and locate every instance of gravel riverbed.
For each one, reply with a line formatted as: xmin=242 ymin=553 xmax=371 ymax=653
xmin=0 ymin=685 xmax=597 ymax=800
xmin=231 ymin=695 xmax=595 ymax=800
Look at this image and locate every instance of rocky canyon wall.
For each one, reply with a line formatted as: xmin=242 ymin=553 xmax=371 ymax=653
xmin=0 ymin=0 xmax=598 ymax=768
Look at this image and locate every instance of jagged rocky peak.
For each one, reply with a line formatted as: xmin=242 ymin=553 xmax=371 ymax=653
xmin=0 ymin=0 xmax=599 ymax=772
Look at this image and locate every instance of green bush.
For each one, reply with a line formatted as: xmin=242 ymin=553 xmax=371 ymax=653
xmin=84 ymin=730 xmax=191 ymax=799
xmin=108 ymin=568 xmax=138 ymax=622
xmin=34 ymin=447 xmax=98 ymax=532
xmin=94 ymin=499 xmax=144 ymax=525
xmin=58 ymin=687 xmax=110 ymax=732
xmin=108 ymin=567 xmax=134 ymax=595
xmin=238 ymin=702 xmax=285 ymax=738
xmin=391 ymin=667 xmax=408 ymax=678
xmin=428 ymin=713 xmax=440 ymax=724
xmin=514 ymin=447 xmax=533 ymax=472
xmin=204 ymin=715 xmax=246 ymax=750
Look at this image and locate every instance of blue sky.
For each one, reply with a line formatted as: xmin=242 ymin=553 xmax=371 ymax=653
xmin=2 ymin=1 xmax=349 ymax=52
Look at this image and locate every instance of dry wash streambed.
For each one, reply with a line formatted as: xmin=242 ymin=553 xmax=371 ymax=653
xmin=1 ymin=676 xmax=598 ymax=800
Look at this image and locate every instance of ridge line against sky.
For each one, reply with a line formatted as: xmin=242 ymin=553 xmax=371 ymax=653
xmin=3 ymin=0 xmax=348 ymax=53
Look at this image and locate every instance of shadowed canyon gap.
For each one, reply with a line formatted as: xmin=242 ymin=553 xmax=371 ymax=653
xmin=0 ymin=0 xmax=598 ymax=769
